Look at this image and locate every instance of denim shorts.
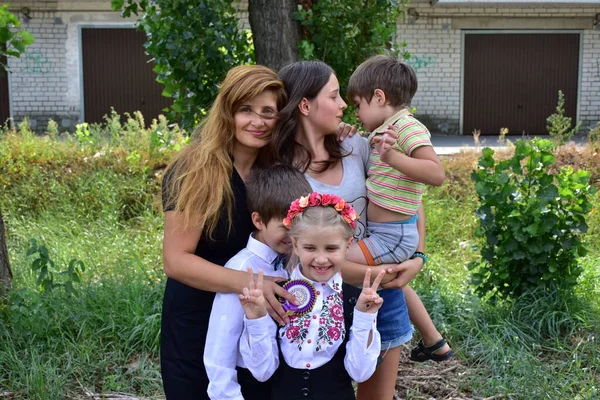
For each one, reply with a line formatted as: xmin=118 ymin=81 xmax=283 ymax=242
xmin=377 ymin=288 xmax=413 ymax=349
xmin=358 ymin=216 xmax=419 ymax=265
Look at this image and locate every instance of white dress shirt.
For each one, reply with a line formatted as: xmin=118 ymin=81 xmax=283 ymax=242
xmin=204 ymin=234 xmax=289 ymax=400
xmin=240 ymin=266 xmax=381 ymax=384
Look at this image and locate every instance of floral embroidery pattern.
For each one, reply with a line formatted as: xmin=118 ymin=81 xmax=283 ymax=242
xmin=316 ymin=292 xmax=346 ymax=352
xmin=281 ymin=312 xmax=311 ymax=351
xmin=280 ymin=277 xmax=346 ymax=352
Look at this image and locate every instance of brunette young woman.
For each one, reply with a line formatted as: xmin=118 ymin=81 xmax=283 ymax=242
xmin=270 ymin=61 xmax=451 ymax=400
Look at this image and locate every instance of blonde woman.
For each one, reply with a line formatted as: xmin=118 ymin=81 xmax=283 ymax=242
xmin=160 ymin=65 xmax=295 ymax=399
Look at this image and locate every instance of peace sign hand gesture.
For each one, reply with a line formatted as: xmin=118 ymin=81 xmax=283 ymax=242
xmin=239 ymin=267 xmax=268 ymax=320
xmin=355 ymin=268 xmax=385 ymax=314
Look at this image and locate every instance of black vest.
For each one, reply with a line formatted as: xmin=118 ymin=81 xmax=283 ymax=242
xmin=271 ymin=283 xmax=362 ymax=400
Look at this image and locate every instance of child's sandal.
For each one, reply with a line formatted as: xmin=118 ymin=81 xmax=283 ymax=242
xmin=409 ymin=338 xmax=454 ymax=362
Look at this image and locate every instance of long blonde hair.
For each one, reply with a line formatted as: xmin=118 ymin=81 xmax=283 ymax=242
xmin=164 ymin=65 xmax=286 ymax=239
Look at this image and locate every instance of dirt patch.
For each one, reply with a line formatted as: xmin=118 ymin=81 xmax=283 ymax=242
xmin=395 ymin=346 xmax=480 ymax=400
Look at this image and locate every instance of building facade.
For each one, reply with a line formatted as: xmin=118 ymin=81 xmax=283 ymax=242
xmin=3 ymin=0 xmax=169 ymax=130
xmin=397 ymin=0 xmax=600 ymax=134
xmin=2 ymin=0 xmax=599 ymax=134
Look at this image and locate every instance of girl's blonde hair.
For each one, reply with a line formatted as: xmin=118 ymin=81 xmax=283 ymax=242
xmin=287 ymin=206 xmax=354 ymax=271
xmin=163 ymin=65 xmax=286 ymax=239
xmin=288 ymin=206 xmax=355 ymax=242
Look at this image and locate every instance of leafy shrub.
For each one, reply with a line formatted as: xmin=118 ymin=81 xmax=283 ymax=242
xmin=0 ymin=110 xmax=186 ymax=221
xmin=469 ymin=138 xmax=596 ymax=299
xmin=26 ymin=239 xmax=85 ymax=297
xmin=547 ymin=90 xmax=581 ymax=146
xmin=112 ymin=0 xmax=254 ymax=130
xmin=0 ymin=4 xmax=35 ymax=70
xmin=46 ymin=119 xmax=59 ymax=140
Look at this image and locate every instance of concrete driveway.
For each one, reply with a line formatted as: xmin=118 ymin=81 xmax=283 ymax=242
xmin=431 ymin=133 xmax=589 ymax=155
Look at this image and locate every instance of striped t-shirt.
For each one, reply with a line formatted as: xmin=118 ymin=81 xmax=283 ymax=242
xmin=366 ymin=109 xmax=432 ymax=215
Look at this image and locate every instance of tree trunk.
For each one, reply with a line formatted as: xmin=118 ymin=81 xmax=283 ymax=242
xmin=0 ymin=207 xmax=12 ymax=296
xmin=249 ymin=0 xmax=300 ymax=71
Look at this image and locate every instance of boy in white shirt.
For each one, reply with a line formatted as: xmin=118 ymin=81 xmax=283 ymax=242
xmin=204 ymin=163 xmax=313 ymax=400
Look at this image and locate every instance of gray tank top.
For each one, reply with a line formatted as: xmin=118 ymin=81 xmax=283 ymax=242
xmin=304 ymin=134 xmax=370 ymax=240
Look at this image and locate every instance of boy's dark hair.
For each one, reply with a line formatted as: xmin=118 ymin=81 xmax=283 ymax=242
xmin=246 ymin=163 xmax=312 ymax=224
xmin=347 ymin=55 xmax=418 ymax=108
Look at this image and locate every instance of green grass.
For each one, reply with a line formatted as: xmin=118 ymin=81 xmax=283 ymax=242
xmin=0 ymin=124 xmax=599 ymax=399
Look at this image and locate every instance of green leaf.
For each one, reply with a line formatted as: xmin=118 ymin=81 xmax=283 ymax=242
xmin=20 ymin=30 xmax=35 ymax=45
xmin=111 ymin=0 xmax=125 ymax=10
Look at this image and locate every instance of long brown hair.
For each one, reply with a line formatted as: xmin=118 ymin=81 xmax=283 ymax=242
xmin=164 ymin=65 xmax=286 ymax=239
xmin=273 ymin=61 xmax=346 ymax=173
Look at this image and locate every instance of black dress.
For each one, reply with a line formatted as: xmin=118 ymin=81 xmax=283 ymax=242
xmin=160 ymin=167 xmax=267 ymax=399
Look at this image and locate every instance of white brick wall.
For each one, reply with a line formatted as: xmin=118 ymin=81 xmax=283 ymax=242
xmin=8 ymin=10 xmax=73 ymax=129
xmin=581 ymin=29 xmax=600 ymax=124
xmin=399 ymin=16 xmax=462 ymax=133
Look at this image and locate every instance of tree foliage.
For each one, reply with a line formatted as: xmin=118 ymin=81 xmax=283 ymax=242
xmin=469 ymin=139 xmax=596 ymax=300
xmin=295 ymin=0 xmax=408 ymax=95
xmin=0 ymin=4 xmax=35 ymax=71
xmin=111 ymin=0 xmax=412 ymax=129
xmin=111 ymin=0 xmax=254 ymax=130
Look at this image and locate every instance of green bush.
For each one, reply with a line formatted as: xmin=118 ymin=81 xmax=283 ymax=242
xmin=469 ymin=138 xmax=596 ymax=299
xmin=588 ymin=121 xmax=600 ymax=152
xmin=0 ymin=110 xmax=185 ymax=221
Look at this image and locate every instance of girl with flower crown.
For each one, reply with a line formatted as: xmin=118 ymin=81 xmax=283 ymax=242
xmin=239 ymin=194 xmax=385 ymax=400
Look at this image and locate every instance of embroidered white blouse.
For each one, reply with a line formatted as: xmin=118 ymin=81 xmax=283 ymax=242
xmin=204 ymin=234 xmax=289 ymax=400
xmin=240 ymin=267 xmax=381 ymax=384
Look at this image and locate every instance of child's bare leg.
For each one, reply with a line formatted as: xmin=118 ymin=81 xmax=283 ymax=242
xmin=404 ymin=285 xmax=451 ymax=355
xmin=356 ymin=346 xmax=401 ymax=400
xmin=347 ymin=242 xmax=368 ymax=264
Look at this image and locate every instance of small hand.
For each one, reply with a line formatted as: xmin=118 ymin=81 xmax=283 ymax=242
xmin=380 ymin=257 xmax=423 ymax=290
xmin=355 ymin=268 xmax=385 ymax=314
xmin=239 ymin=267 xmax=267 ymax=319
xmin=336 ymin=122 xmax=358 ymax=141
xmin=376 ymin=264 xmax=398 ymax=284
xmin=372 ymin=125 xmax=398 ymax=163
xmin=262 ymin=276 xmax=298 ymax=325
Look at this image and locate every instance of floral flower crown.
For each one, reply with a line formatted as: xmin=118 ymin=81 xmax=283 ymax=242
xmin=283 ymin=192 xmax=358 ymax=230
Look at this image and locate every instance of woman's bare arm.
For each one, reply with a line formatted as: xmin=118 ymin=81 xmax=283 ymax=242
xmin=163 ymin=211 xmax=250 ymax=292
xmin=163 ymin=211 xmax=296 ymax=324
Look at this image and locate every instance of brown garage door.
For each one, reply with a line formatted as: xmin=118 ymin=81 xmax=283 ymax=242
xmin=463 ymin=33 xmax=579 ymax=135
xmin=81 ymin=28 xmax=171 ymax=124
